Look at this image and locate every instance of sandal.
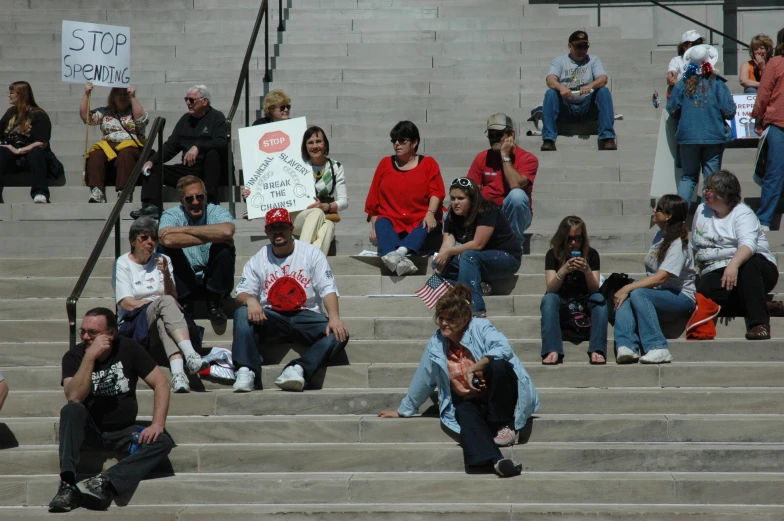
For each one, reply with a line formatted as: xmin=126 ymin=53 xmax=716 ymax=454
xmin=589 ymin=352 xmax=606 ymax=365
xmin=542 ymin=352 xmax=562 ymax=365
xmin=745 ymin=324 xmax=771 ymax=340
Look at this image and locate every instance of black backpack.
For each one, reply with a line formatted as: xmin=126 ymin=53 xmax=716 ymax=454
xmin=599 ymin=273 xmax=633 ymax=326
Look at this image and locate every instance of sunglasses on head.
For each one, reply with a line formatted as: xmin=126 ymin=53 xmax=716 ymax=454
xmin=567 ymin=234 xmax=584 ymax=242
xmin=184 ymin=97 xmax=204 ymax=104
xmin=450 ymin=178 xmax=473 ymax=189
xmin=390 ymin=137 xmax=410 ymax=145
xmin=184 ymin=193 xmax=206 ymax=204
xmin=275 ymin=104 xmax=291 ymax=111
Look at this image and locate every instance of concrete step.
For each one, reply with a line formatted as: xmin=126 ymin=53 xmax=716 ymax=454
xmin=4 ymin=363 xmax=784 ymax=392
xmin=7 ymin=413 xmax=784 ymax=446
xmin=5 ymin=441 xmax=784 ymax=474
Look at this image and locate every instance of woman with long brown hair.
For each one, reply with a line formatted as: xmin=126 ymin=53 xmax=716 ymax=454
xmin=378 ymin=284 xmax=539 ymax=477
xmin=612 ymin=195 xmax=697 ymax=364
xmin=0 ymin=81 xmax=54 ymax=203
xmin=540 ymin=215 xmax=608 ymax=365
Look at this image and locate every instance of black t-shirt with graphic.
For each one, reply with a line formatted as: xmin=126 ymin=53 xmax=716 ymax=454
xmin=545 ymin=247 xmax=601 ymax=296
xmin=61 ymin=336 xmax=157 ymax=432
xmin=443 ymin=206 xmax=522 ymax=258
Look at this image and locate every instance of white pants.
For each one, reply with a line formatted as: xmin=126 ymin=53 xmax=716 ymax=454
xmin=292 ymin=208 xmax=335 ymax=255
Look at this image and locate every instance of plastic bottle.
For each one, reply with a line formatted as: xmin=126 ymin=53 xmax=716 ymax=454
xmin=129 ymin=426 xmax=144 ymax=454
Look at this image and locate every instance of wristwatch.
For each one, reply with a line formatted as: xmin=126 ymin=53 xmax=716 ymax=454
xmin=502 ymin=156 xmax=512 ymax=162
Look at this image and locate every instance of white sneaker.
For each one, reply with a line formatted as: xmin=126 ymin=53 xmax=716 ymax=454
xmin=185 ymin=353 xmax=208 ymax=375
xmin=170 ymin=372 xmax=190 ymax=393
xmin=88 ymin=187 xmax=106 ymax=203
xmin=233 ymin=367 xmax=255 ymax=392
xmin=381 ymin=251 xmax=402 ymax=272
xmin=761 ymin=225 xmax=771 ymax=232
xmin=33 ymin=194 xmax=47 ymax=203
xmin=274 ymin=364 xmax=305 ymax=392
xmin=640 ymin=348 xmax=673 ymax=364
xmin=615 ymin=346 xmax=640 ymax=364
xmin=395 ymin=257 xmax=418 ymax=276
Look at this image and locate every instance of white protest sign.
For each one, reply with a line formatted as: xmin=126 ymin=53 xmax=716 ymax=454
xmin=62 ymin=20 xmax=131 ymax=88
xmin=238 ymin=117 xmax=315 ymax=220
xmin=728 ymin=93 xmax=757 ymax=139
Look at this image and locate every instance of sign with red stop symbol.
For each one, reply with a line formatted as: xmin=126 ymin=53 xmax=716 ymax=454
xmin=259 ymin=131 xmax=290 ymax=153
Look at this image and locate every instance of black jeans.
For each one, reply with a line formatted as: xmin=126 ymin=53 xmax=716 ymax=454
xmin=141 ymin=149 xmax=221 ymax=207
xmin=58 ymin=402 xmax=174 ymax=495
xmin=697 ymin=253 xmax=779 ymax=329
xmin=160 ymin=242 xmax=235 ymax=302
xmin=453 ymin=359 xmax=518 ymax=472
xmin=0 ymin=146 xmax=49 ymax=201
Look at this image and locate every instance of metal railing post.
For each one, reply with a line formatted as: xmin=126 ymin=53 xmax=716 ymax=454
xmin=228 ymin=121 xmax=235 ymax=219
xmin=278 ymin=0 xmax=285 ymax=32
xmin=264 ymin=2 xmax=271 ymax=82
xmin=114 ymin=217 xmax=121 ymax=259
xmin=597 ymin=2 xmax=601 ymax=27
xmin=245 ymin=73 xmax=250 ymax=128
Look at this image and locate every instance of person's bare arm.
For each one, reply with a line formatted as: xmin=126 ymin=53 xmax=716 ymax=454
xmin=0 ymin=380 xmax=8 ymax=412
xmin=137 ymin=367 xmax=170 ymax=444
xmin=158 ymin=223 xmax=235 ymax=248
xmin=63 ymin=334 xmax=113 ymax=402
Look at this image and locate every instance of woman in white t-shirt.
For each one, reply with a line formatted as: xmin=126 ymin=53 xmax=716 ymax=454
xmin=691 ymin=170 xmax=782 ymax=340
xmin=667 ymin=30 xmax=704 ymax=90
xmin=113 ymin=216 xmax=207 ymax=392
xmin=613 ymin=195 xmax=697 ymax=364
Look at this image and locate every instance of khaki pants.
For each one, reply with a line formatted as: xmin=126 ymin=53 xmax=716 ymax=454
xmin=145 ymin=295 xmax=188 ymax=359
xmin=293 ymin=208 xmax=335 ymax=255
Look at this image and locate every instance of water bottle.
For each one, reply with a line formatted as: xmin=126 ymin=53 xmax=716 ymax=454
xmin=129 ymin=426 xmax=144 ymax=454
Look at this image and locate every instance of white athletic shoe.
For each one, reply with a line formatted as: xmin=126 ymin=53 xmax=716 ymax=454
xmin=615 ymin=346 xmax=640 ymax=364
xmin=381 ymin=251 xmax=402 ymax=272
xmin=185 ymin=353 xmax=208 ymax=375
xmin=170 ymin=372 xmax=190 ymax=393
xmin=274 ymin=364 xmax=305 ymax=392
xmin=233 ymin=367 xmax=255 ymax=392
xmin=640 ymin=348 xmax=673 ymax=364
xmin=33 ymin=194 xmax=48 ymax=203
xmin=395 ymin=257 xmax=418 ymax=276
xmin=88 ymin=187 xmax=107 ymax=203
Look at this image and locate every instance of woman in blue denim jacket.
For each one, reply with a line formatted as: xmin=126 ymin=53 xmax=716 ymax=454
xmin=667 ymin=44 xmax=736 ymax=205
xmin=378 ymin=284 xmax=540 ymax=477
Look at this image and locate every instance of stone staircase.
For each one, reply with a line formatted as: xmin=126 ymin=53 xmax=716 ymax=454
xmin=1 ymin=0 xmax=783 ymax=519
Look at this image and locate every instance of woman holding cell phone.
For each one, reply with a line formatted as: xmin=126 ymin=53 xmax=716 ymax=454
xmin=539 ymin=216 xmax=608 ymax=365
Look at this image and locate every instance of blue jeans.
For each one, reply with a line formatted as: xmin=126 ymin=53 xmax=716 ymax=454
xmin=541 ymin=86 xmax=616 ymax=142
xmin=437 ymin=249 xmax=521 ymax=313
xmin=677 ymin=143 xmax=724 ymax=203
xmin=502 ymin=189 xmax=532 ymax=242
xmin=613 ymin=288 xmax=695 ymax=353
xmin=231 ymin=306 xmax=349 ymax=385
xmin=375 ymin=217 xmax=441 ymax=256
xmin=540 ymin=292 xmax=608 ymax=356
xmin=756 ymin=125 xmax=784 ymax=227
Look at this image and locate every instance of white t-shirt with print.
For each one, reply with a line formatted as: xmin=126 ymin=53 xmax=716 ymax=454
xmin=644 ymin=231 xmax=697 ymax=302
xmin=691 ymin=203 xmax=777 ymax=274
xmin=113 ymin=252 xmax=174 ymax=320
xmin=235 ymin=240 xmax=338 ymax=314
xmin=668 ymin=56 xmax=687 ymax=81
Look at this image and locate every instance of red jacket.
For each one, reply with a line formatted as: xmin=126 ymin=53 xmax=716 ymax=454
xmin=752 ymin=56 xmax=784 ymax=130
xmin=466 ymin=145 xmax=538 ymax=211
xmin=365 ymin=155 xmax=446 ymax=234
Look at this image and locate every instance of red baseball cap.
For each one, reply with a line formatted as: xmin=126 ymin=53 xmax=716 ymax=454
xmin=264 ymin=208 xmax=292 ymax=226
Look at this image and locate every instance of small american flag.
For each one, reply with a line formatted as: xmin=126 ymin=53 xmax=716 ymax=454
xmin=415 ymin=273 xmax=452 ymax=308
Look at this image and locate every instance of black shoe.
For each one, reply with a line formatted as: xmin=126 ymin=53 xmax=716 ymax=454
xmin=130 ymin=203 xmax=161 ymax=220
xmin=48 ymin=480 xmax=81 ymax=512
xmin=540 ymin=140 xmax=556 ymax=151
xmin=76 ymin=474 xmax=112 ymax=510
xmin=208 ymin=301 xmax=227 ymax=323
xmin=493 ymin=458 xmax=522 ymax=478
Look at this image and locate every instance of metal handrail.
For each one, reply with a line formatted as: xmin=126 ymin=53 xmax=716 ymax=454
xmin=642 ymin=0 xmax=748 ymax=48
xmin=226 ymin=0 xmax=286 ymax=219
xmin=66 ymin=117 xmax=166 ymax=349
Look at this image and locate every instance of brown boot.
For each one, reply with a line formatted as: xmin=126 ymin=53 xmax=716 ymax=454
xmin=540 ymin=140 xmax=556 ymax=151
xmin=599 ymin=139 xmax=617 ymax=150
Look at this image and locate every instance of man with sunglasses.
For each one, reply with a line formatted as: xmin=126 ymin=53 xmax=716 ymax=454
xmin=540 ymin=31 xmax=617 ymax=151
xmin=131 ymin=85 xmax=227 ymax=219
xmin=49 ymin=308 xmax=173 ymax=512
xmin=158 ymin=175 xmax=235 ymax=323
xmin=467 ymin=113 xmax=538 ymax=242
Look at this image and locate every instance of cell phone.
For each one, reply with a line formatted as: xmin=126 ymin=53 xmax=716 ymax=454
xmin=472 ymin=375 xmax=481 ymax=388
xmin=571 ymin=251 xmax=581 ymax=258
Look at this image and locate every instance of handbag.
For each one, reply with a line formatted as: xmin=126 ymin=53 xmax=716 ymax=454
xmin=559 ymin=296 xmax=593 ymax=341
xmin=599 ymin=272 xmax=633 ymax=326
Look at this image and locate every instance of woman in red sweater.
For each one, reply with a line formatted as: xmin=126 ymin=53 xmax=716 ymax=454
xmin=365 ymin=121 xmax=446 ymax=276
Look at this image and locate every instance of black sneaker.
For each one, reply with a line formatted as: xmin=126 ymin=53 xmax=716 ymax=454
xmin=76 ymin=474 xmax=112 ymax=510
xmin=48 ymin=480 xmax=80 ymax=512
xmin=493 ymin=458 xmax=522 ymax=478
xmin=129 ymin=203 xmax=162 ymax=220
xmin=208 ymin=301 xmax=227 ymax=323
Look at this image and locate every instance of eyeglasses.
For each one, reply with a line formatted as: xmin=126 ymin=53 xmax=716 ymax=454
xmin=573 ymin=44 xmax=590 ymax=50
xmin=184 ymin=193 xmax=206 ymax=204
xmin=136 ymin=234 xmax=158 ymax=243
xmin=567 ymin=235 xmax=584 ymax=243
xmin=184 ymin=97 xmax=205 ymax=104
xmin=78 ymin=328 xmax=109 ymax=338
xmin=390 ymin=138 xmax=410 ymax=145
xmin=437 ymin=316 xmax=458 ymax=326
xmin=450 ymin=178 xmax=472 ymax=189
xmin=274 ymin=104 xmax=291 ymax=111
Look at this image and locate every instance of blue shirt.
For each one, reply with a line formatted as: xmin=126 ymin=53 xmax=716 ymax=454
xmin=159 ymin=203 xmax=233 ymax=280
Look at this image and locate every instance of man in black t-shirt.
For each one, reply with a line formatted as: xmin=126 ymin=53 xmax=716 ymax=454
xmin=49 ymin=308 xmax=173 ymax=512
